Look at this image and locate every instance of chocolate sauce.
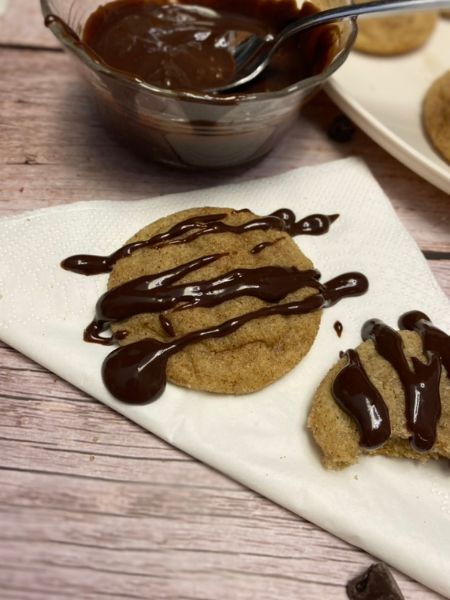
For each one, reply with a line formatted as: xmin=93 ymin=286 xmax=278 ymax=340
xmin=87 ymin=265 xmax=324 ymax=340
xmin=159 ymin=314 xmax=176 ymax=337
xmin=61 ymin=209 xmax=339 ymax=276
xmin=80 ymin=0 xmax=338 ymax=93
xmin=334 ymin=320 xmax=343 ymax=337
xmin=398 ymin=310 xmax=449 ymax=377
xmin=84 ymin=321 xmax=128 ymax=346
xmin=83 ymin=252 xmax=226 ymax=342
xmin=332 ymin=350 xmax=390 ymax=449
xmin=270 ymin=209 xmax=339 ymax=236
xmin=102 ymin=272 xmax=368 ymax=404
xmin=250 ymin=237 xmax=283 ymax=255
xmin=362 ymin=318 xmax=442 ymax=452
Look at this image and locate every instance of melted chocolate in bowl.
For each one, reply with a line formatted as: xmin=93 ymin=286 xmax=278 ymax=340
xmin=44 ymin=0 xmax=353 ymax=168
xmin=82 ymin=0 xmax=338 ymax=93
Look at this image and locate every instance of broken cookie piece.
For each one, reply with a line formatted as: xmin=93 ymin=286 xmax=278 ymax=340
xmin=308 ymin=311 xmax=450 ymax=469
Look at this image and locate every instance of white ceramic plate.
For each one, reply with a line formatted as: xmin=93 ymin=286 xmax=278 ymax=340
xmin=326 ymin=18 xmax=450 ymax=194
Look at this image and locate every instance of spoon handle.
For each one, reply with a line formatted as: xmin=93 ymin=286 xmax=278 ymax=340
xmin=275 ymin=0 xmax=450 ymax=50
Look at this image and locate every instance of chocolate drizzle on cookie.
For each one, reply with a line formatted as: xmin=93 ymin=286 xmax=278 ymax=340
xmin=159 ymin=314 xmax=176 ymax=337
xmin=332 ymin=349 xmax=391 ymax=449
xmin=362 ymin=318 xmax=442 ymax=452
xmin=62 ymin=207 xmax=368 ymax=405
xmin=398 ymin=310 xmax=449 ymax=377
xmin=102 ymin=272 xmax=368 ymax=404
xmin=270 ymin=209 xmax=339 ymax=236
xmin=250 ymin=237 xmax=284 ymax=255
xmin=332 ymin=312 xmax=448 ymax=453
xmin=61 ymin=209 xmax=339 ymax=276
xmin=85 ymin=264 xmax=324 ymax=342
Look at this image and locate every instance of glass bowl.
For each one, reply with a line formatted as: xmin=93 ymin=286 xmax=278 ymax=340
xmin=40 ymin=0 xmax=357 ymax=169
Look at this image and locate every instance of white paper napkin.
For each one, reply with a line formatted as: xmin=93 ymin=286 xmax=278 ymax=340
xmin=0 ymin=158 xmax=449 ymax=596
xmin=0 ymin=0 xmax=8 ymax=16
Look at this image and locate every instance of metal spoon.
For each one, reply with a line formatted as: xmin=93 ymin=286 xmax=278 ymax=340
xmin=210 ymin=0 xmax=450 ymax=93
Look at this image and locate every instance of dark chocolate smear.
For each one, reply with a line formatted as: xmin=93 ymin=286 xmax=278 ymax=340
xmin=346 ymin=563 xmax=405 ymax=600
xmin=362 ymin=318 xmax=442 ymax=452
xmin=102 ymin=272 xmax=368 ymax=404
xmin=332 ymin=349 xmax=391 ymax=449
xmin=61 ymin=209 xmax=339 ymax=276
xmin=399 ymin=310 xmax=449 ymax=377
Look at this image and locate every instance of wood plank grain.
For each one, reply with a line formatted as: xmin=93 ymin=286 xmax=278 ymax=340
xmin=0 ymin=10 xmax=449 ymax=599
xmin=0 ymin=392 xmax=446 ymax=600
xmin=429 ymin=261 xmax=450 ymax=297
xmin=0 ymin=332 xmax=448 ymax=599
xmin=0 ymin=48 xmax=449 ymax=256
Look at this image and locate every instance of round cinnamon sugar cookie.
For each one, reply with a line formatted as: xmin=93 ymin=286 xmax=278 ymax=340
xmin=308 ymin=331 xmax=450 ymax=469
xmin=108 ymin=207 xmax=321 ymax=394
xmin=423 ymin=70 xmax=450 ymax=164
xmin=354 ymin=12 xmax=437 ymax=55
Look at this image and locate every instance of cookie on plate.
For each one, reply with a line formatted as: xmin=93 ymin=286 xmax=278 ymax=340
xmin=107 ymin=207 xmax=322 ymax=395
xmin=353 ymin=11 xmax=438 ymax=55
xmin=308 ymin=314 xmax=450 ymax=469
xmin=423 ymin=69 xmax=450 ymax=164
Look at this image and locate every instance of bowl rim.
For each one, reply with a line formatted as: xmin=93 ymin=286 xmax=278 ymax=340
xmin=40 ymin=0 xmax=357 ymax=105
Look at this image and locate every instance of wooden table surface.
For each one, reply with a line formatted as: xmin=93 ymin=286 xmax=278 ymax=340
xmin=1 ymin=3 xmax=449 ymax=599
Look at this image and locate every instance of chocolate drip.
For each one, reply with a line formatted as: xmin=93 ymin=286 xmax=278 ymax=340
xmin=84 ymin=320 xmax=127 ymax=345
xmin=270 ymin=209 xmax=339 ymax=236
xmin=362 ymin=319 xmax=442 ymax=452
xmin=250 ymin=237 xmax=284 ymax=254
xmin=321 ymin=272 xmax=366 ymax=307
xmin=159 ymin=314 xmax=175 ymax=337
xmin=332 ymin=349 xmax=391 ymax=448
xmin=334 ymin=320 xmax=343 ymax=337
xmin=102 ymin=272 xmax=368 ymax=404
xmin=88 ymin=264 xmax=324 ymax=340
xmin=61 ymin=213 xmax=228 ymax=275
xmin=398 ymin=310 xmax=450 ymax=377
xmin=61 ymin=209 xmax=339 ymax=276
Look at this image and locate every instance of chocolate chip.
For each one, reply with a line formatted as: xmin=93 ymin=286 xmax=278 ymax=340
xmin=328 ymin=115 xmax=356 ymax=143
xmin=347 ymin=563 xmax=405 ymax=600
